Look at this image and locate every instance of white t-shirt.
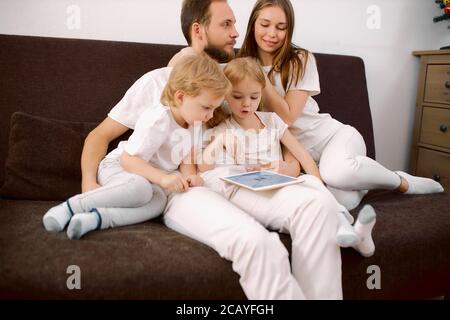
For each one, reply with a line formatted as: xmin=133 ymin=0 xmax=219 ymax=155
xmin=261 ymin=52 xmax=342 ymax=152
xmin=105 ymin=104 xmax=193 ymax=173
xmin=207 ymin=111 xmax=288 ymax=166
xmin=199 ymin=111 xmax=288 ymax=199
xmin=108 ymin=67 xmax=172 ymax=129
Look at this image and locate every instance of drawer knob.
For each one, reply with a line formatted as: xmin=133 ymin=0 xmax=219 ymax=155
xmin=433 ymin=174 xmax=441 ymax=182
xmin=446 ymin=81 xmax=450 ymax=89
xmin=440 ymin=124 xmax=448 ymax=133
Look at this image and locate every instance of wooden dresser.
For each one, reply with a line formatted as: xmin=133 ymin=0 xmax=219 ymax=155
xmin=410 ymin=50 xmax=450 ymax=191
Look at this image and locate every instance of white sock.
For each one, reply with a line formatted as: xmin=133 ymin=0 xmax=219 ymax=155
xmin=337 ymin=203 xmax=355 ymax=224
xmin=66 ymin=211 xmax=100 ymax=240
xmin=336 ymin=211 xmax=359 ymax=248
xmin=396 ymin=171 xmax=444 ymax=195
xmin=42 ymin=201 xmax=73 ymax=232
xmin=353 ymin=205 xmax=376 ymax=257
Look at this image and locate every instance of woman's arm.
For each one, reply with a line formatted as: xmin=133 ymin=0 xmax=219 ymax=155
xmin=280 ymin=130 xmax=322 ymax=181
xmin=120 ymin=151 xmax=189 ymax=192
xmin=262 ymin=73 xmax=310 ymax=127
xmin=81 ymin=117 xmax=129 ymax=192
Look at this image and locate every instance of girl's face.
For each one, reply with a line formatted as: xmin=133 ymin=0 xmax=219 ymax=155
xmin=254 ymin=6 xmax=288 ymax=56
xmin=177 ymin=89 xmax=224 ymax=126
xmin=226 ymin=77 xmax=263 ymax=120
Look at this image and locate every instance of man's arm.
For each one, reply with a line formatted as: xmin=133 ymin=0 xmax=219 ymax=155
xmin=81 ymin=117 xmax=129 ymax=192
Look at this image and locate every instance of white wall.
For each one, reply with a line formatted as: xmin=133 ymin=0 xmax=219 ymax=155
xmin=1 ymin=0 xmax=449 ymax=171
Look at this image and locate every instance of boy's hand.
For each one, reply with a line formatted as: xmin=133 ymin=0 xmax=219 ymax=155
xmin=186 ymin=175 xmax=204 ymax=187
xmin=160 ymin=174 xmax=189 ymax=193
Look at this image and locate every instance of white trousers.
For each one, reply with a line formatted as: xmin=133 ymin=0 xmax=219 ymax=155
xmin=313 ymin=125 xmax=402 ymax=210
xmin=163 ymin=169 xmax=342 ymax=300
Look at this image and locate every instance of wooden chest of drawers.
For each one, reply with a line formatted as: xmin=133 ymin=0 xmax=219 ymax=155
xmin=410 ymin=50 xmax=450 ymax=191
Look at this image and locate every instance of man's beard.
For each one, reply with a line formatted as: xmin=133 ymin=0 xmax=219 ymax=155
xmin=204 ymin=45 xmax=235 ymax=63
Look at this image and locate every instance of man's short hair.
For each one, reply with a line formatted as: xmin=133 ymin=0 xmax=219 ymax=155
xmin=181 ymin=0 xmax=225 ymax=45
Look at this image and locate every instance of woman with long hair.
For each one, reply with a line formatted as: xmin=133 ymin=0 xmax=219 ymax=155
xmin=238 ymin=0 xmax=443 ymax=210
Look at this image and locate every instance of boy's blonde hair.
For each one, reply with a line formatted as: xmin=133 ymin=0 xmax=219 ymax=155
xmin=161 ymin=54 xmax=231 ymax=107
xmin=207 ymin=57 xmax=266 ymax=127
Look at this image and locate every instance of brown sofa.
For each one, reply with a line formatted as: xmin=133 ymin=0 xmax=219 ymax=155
xmin=0 ymin=34 xmax=449 ymax=300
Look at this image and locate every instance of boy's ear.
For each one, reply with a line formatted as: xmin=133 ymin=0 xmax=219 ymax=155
xmin=174 ymin=90 xmax=185 ymax=106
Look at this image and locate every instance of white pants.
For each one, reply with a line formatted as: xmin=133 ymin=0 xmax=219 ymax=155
xmin=163 ymin=168 xmax=342 ymax=300
xmin=312 ymin=125 xmax=401 ymax=210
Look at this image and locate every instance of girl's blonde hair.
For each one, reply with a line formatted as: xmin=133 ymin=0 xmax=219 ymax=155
xmin=238 ymin=0 xmax=309 ymax=92
xmin=161 ymin=54 xmax=231 ymax=107
xmin=207 ymin=57 xmax=266 ymax=127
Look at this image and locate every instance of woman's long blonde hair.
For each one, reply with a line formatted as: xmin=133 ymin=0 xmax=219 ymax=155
xmin=238 ymin=0 xmax=309 ymax=92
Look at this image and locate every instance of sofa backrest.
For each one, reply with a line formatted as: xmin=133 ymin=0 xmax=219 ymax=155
xmin=0 ymin=34 xmax=375 ymax=186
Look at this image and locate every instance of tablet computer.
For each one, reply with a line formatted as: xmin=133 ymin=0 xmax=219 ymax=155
xmin=220 ymin=170 xmax=302 ymax=191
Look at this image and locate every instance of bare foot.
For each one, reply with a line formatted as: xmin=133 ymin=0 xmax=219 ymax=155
xmin=396 ymin=176 xmax=409 ymax=193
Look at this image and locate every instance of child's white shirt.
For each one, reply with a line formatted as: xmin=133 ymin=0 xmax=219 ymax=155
xmin=106 ymin=103 xmax=193 ymax=172
xmin=210 ymin=111 xmax=288 ymax=166
xmin=261 ymin=52 xmax=342 ymax=151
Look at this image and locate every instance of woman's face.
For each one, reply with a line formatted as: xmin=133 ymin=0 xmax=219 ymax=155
xmin=254 ymin=6 xmax=288 ymax=56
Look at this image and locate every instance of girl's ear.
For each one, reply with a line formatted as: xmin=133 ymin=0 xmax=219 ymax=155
xmin=174 ymin=90 xmax=185 ymax=106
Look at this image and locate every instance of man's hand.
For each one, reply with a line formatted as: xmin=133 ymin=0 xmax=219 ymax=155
xmin=186 ymin=175 xmax=204 ymax=187
xmin=160 ymin=174 xmax=189 ymax=193
xmin=82 ymin=180 xmax=101 ymax=193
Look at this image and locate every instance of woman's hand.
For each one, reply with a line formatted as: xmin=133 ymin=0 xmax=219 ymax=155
xmin=186 ymin=174 xmax=204 ymax=187
xmin=160 ymin=174 xmax=189 ymax=193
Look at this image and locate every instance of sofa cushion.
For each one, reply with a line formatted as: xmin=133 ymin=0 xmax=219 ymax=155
xmin=1 ymin=192 xmax=449 ymax=299
xmin=0 ymin=199 xmax=245 ymax=299
xmin=0 ymin=112 xmax=97 ymax=200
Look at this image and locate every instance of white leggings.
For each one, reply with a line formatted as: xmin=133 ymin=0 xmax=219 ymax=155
xmin=314 ymin=125 xmax=402 ymax=210
xmin=69 ymin=158 xmax=167 ymax=229
xmin=163 ymin=169 xmax=342 ymax=300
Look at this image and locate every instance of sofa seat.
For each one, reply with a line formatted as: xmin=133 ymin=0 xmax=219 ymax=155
xmin=1 ymin=190 xmax=449 ymax=299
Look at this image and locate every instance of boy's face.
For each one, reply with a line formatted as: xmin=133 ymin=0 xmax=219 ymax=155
xmin=178 ymin=89 xmax=224 ymax=125
xmin=203 ymin=1 xmax=239 ymax=62
xmin=226 ymin=78 xmax=262 ymax=120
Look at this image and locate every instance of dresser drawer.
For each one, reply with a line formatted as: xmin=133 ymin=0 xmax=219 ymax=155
xmin=419 ymin=107 xmax=450 ymax=149
xmin=416 ymin=148 xmax=450 ymax=191
xmin=424 ymin=65 xmax=450 ymax=104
